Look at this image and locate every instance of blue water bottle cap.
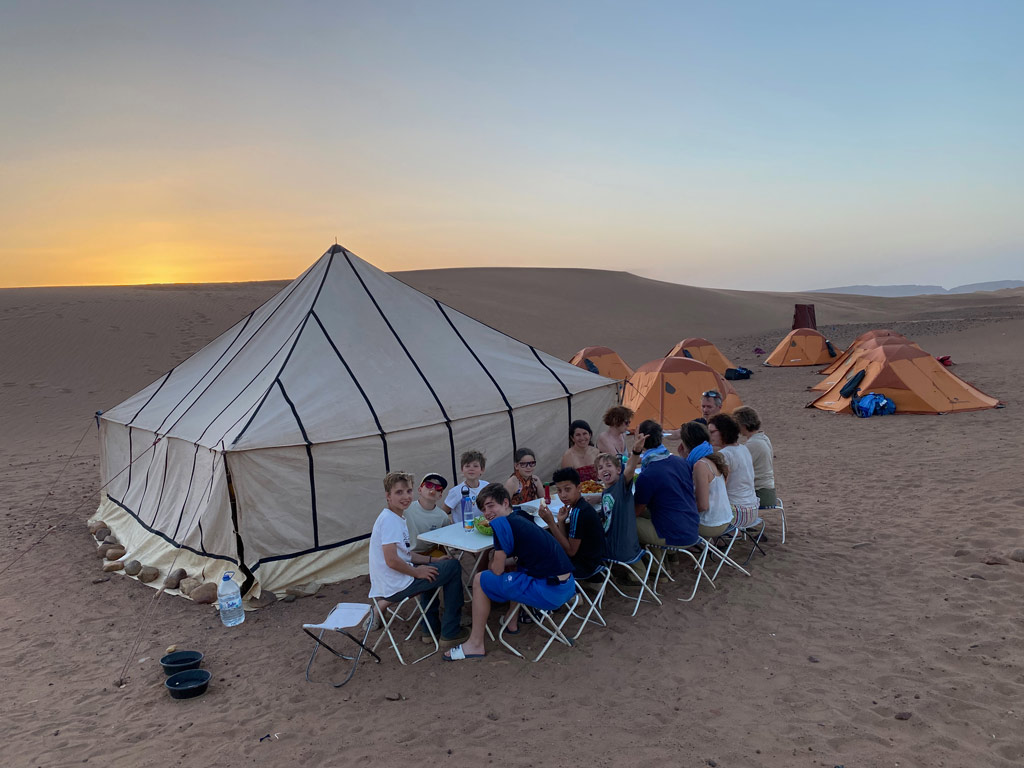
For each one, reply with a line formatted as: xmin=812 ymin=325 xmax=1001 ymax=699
xmin=222 ymin=571 xmax=235 ymax=581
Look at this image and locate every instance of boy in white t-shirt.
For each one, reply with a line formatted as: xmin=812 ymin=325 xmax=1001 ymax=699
xmin=369 ymin=471 xmax=467 ymax=644
xmin=440 ymin=449 xmax=491 ymax=517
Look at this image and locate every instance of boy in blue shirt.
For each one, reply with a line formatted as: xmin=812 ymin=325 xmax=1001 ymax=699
xmin=443 ymin=484 xmax=574 ymax=661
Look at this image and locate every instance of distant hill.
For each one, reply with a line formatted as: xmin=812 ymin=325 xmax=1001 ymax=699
xmin=810 ymin=280 xmax=1024 ymax=297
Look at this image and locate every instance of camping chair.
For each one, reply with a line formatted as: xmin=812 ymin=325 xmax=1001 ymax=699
xmin=570 ymin=566 xmax=610 ymax=640
xmin=648 ymin=537 xmax=750 ymax=601
xmin=759 ymin=496 xmax=786 ymax=544
xmin=647 ymin=540 xmax=718 ymax=602
xmin=602 ymin=549 xmax=662 ymax=616
xmin=498 ymin=593 xmax=581 ymax=662
xmin=302 ymin=602 xmax=381 ymax=687
xmin=369 ymin=591 xmax=441 ymax=665
xmin=739 ymin=516 xmax=768 ymax=565
xmin=708 ymin=520 xmax=763 ymax=575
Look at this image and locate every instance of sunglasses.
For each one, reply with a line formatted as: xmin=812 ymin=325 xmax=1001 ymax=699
xmin=517 ymin=460 xmax=537 ymax=468
xmin=702 ymin=390 xmax=721 ymax=399
xmin=422 ymin=481 xmax=445 ymax=492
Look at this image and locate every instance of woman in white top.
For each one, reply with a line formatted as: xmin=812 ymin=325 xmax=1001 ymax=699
xmin=708 ymin=413 xmax=760 ymax=529
xmin=732 ymin=406 xmax=776 ymax=507
xmin=679 ymin=421 xmax=733 ymax=537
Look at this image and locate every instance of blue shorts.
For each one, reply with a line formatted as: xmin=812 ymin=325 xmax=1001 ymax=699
xmin=479 ymin=570 xmax=575 ymax=612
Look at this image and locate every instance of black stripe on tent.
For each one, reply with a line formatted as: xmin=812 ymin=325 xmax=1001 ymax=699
xmin=434 ymin=300 xmax=517 ymax=453
xmin=343 ymin=250 xmax=458 ymax=479
xmin=106 ymin=495 xmax=237 ymax=564
xmin=171 ymin=444 xmax=201 ymax=540
xmin=149 ymin=445 xmax=171 ymax=527
xmin=229 ymin=251 xmax=337 ymax=447
xmin=276 ymin=379 xmax=320 ymax=547
xmin=166 ymin=254 xmax=326 ymax=444
xmin=125 ymin=427 xmax=134 ymax=498
xmin=310 ymin=311 xmax=391 ymax=471
xmin=529 ymin=345 xmax=573 ymax=422
xmin=139 ymin=434 xmax=156 ymax=515
xmin=128 ymin=371 xmax=172 ymax=426
xmin=248 ymin=531 xmax=372 ymax=571
xmin=155 ymin=311 xmax=255 ymax=434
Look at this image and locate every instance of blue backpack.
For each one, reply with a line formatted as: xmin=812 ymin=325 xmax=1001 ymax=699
xmin=852 ymin=392 xmax=896 ymax=418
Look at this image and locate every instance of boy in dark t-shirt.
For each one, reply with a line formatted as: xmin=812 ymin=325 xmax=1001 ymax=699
xmin=539 ymin=467 xmax=606 ymax=578
xmin=443 ymin=484 xmax=574 ymax=662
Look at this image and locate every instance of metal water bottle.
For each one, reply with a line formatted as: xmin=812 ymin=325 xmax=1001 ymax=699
xmin=460 ymin=487 xmax=474 ymax=531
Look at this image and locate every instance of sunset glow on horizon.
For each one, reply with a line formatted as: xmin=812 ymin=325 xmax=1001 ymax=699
xmin=2 ymin=2 xmax=1022 ymax=291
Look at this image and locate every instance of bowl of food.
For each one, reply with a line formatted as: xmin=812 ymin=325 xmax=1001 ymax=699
xmin=473 ymin=516 xmax=493 ymax=536
xmin=165 ymin=668 xmax=212 ymax=700
xmin=578 ymin=480 xmax=603 ymax=494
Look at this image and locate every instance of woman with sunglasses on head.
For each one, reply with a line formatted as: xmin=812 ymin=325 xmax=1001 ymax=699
xmin=560 ymin=419 xmax=601 ymax=484
xmin=504 ymin=447 xmax=544 ymax=504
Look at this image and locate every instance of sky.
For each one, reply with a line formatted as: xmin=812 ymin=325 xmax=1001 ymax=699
xmin=1 ymin=1 xmax=1022 ymax=291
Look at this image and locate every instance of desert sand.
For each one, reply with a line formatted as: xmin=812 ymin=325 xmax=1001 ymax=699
xmin=1 ymin=269 xmax=1022 ymax=768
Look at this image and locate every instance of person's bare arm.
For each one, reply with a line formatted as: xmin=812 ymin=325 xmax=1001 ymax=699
xmin=622 ymin=433 xmax=645 ymax=483
xmin=541 ymin=507 xmax=580 ymax=556
xmin=560 ymin=449 xmax=572 ymax=469
xmin=382 ymin=542 xmax=437 ymax=581
xmin=490 ymin=549 xmax=508 ymax=575
xmin=693 ymin=460 xmax=711 ymax=514
xmin=634 ymin=503 xmax=647 ymax=517
xmin=503 ymin=476 xmax=518 ymax=496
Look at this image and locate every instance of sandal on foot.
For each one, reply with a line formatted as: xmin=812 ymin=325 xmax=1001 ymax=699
xmin=443 ymin=644 xmax=485 ymax=661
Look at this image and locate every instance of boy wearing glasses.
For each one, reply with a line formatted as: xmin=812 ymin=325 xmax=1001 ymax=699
xmin=406 ymin=472 xmax=451 ymax=553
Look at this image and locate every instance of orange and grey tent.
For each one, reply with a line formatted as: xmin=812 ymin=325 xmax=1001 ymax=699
xmin=763 ymin=328 xmax=838 ymax=367
xmin=808 ymin=345 xmax=1001 ymax=414
xmin=810 ymin=338 xmax=922 ymax=392
xmin=623 ymin=357 xmax=742 ymax=428
xmin=569 ymin=346 xmax=634 ymax=382
xmin=665 ymin=337 xmax=735 ymax=375
xmin=820 ymin=329 xmax=908 ymax=374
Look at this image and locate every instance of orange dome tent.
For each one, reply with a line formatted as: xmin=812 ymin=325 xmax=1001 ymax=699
xmin=810 ymin=338 xmax=922 ymax=392
xmin=820 ymin=329 xmax=908 ymax=375
xmin=808 ymin=345 xmax=1001 ymax=415
xmin=665 ymin=337 xmax=735 ymax=375
xmin=569 ymin=346 xmax=634 ymax=382
xmin=623 ymin=357 xmax=742 ymax=428
xmin=763 ymin=328 xmax=838 ymax=367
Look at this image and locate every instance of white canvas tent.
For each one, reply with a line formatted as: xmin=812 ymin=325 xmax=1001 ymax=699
xmin=93 ymin=245 xmax=617 ymax=596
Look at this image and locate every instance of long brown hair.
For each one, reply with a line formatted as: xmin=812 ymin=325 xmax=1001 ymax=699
xmin=679 ymin=420 xmax=729 ymax=479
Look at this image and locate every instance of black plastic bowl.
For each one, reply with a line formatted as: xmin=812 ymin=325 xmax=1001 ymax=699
xmin=165 ymin=668 xmax=211 ymax=699
xmin=160 ymin=650 xmax=204 ymax=676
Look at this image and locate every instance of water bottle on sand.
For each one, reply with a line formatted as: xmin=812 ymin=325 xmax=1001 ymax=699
xmin=218 ymin=571 xmax=245 ymax=627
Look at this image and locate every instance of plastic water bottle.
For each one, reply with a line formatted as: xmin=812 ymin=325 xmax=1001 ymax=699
xmin=460 ymin=487 xmax=474 ymax=531
xmin=217 ymin=571 xmax=245 ymax=627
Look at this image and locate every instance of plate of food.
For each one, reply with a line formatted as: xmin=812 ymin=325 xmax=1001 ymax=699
xmin=517 ymin=499 xmax=543 ymax=516
xmin=578 ymin=479 xmax=603 ymax=494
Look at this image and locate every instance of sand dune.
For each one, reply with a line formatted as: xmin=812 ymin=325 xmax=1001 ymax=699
xmin=1 ymin=266 xmax=1023 ymax=768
